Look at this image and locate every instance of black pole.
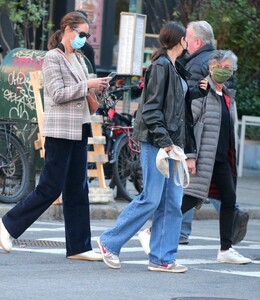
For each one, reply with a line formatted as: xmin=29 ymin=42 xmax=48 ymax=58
xmin=99 ymin=0 xmax=116 ymax=73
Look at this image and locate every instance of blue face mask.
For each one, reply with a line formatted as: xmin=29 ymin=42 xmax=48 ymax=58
xmin=70 ymin=34 xmax=86 ymax=49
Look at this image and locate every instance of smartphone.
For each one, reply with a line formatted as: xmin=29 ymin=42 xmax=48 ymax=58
xmin=107 ymin=72 xmax=117 ymax=81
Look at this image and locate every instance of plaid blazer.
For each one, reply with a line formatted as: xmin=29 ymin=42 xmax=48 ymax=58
xmin=42 ymin=49 xmax=89 ymax=140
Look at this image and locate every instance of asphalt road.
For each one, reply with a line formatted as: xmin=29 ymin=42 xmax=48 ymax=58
xmin=0 ymin=219 xmax=259 ymax=300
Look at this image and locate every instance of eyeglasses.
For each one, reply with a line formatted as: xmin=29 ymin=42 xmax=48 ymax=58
xmin=73 ymin=28 xmax=91 ymax=39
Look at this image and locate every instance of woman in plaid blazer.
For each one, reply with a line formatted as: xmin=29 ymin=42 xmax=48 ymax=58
xmin=0 ymin=12 xmax=110 ymax=261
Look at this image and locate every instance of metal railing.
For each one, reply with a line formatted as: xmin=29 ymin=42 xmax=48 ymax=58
xmin=237 ymin=115 xmax=260 ymax=177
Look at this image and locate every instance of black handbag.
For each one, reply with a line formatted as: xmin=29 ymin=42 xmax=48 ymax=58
xmin=232 ymin=208 xmax=249 ymax=245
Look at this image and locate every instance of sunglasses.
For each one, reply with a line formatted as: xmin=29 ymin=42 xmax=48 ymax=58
xmin=73 ymin=28 xmax=91 ymax=39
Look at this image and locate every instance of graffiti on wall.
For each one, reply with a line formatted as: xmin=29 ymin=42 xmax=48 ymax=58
xmin=3 ymin=70 xmax=36 ymax=120
xmin=1 ymin=48 xmax=46 ymax=122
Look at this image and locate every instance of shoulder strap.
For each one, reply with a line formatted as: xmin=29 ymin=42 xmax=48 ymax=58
xmin=55 ymin=47 xmax=69 ymax=61
xmin=55 ymin=47 xmax=88 ymax=81
xmin=55 ymin=47 xmax=84 ymax=66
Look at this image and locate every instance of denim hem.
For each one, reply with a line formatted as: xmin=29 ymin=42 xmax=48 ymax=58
xmin=100 ymin=237 xmax=120 ymax=256
xmin=149 ymin=259 xmax=175 ymax=265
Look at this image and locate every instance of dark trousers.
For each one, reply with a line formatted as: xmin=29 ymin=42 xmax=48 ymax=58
xmin=3 ymin=124 xmax=92 ymax=256
xmin=182 ymin=160 xmax=236 ymax=250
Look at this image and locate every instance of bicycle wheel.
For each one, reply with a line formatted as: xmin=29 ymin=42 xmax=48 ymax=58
xmin=0 ymin=131 xmax=30 ymax=203
xmin=112 ymin=136 xmax=143 ymax=202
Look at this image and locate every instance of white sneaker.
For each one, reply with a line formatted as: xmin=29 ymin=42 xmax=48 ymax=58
xmin=148 ymin=261 xmax=188 ymax=273
xmin=97 ymin=237 xmax=121 ymax=269
xmin=217 ymin=248 xmax=252 ymax=264
xmin=67 ymin=250 xmax=102 ymax=261
xmin=0 ymin=219 xmax=13 ymax=253
xmin=138 ymin=228 xmax=151 ymax=255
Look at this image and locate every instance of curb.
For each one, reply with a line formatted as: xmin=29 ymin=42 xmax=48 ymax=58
xmin=2 ymin=202 xmax=259 ymax=222
xmin=193 ymin=206 xmax=260 ymax=220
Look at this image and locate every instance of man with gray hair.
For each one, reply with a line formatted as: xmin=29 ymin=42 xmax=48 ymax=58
xmin=184 ymin=20 xmax=215 ymax=86
xmin=179 ymin=20 xmax=216 ymax=245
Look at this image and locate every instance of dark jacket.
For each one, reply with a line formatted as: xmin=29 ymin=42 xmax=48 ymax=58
xmin=133 ymin=54 xmax=207 ymax=156
xmin=184 ymin=44 xmax=215 ymax=87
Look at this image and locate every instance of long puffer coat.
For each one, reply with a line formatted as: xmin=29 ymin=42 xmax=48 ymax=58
xmin=184 ymin=76 xmax=237 ymax=201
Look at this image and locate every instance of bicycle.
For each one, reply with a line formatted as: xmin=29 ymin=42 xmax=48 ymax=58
xmin=0 ymin=120 xmax=30 ymax=203
xmin=94 ymin=85 xmax=143 ymax=201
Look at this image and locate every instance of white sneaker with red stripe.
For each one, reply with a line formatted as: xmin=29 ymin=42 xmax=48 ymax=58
xmin=97 ymin=237 xmax=121 ymax=269
xmin=148 ymin=261 xmax=188 ymax=273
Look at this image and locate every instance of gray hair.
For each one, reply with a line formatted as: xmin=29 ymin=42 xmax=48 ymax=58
xmin=188 ymin=21 xmax=215 ymax=45
xmin=208 ymin=50 xmax=238 ymax=71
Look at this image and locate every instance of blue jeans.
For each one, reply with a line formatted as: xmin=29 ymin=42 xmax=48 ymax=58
xmin=211 ymin=198 xmax=239 ymax=212
xmin=180 ymin=209 xmax=194 ymax=238
xmin=180 ymin=200 xmax=221 ymax=239
xmin=100 ymin=142 xmax=184 ymax=264
xmin=211 ymin=198 xmax=221 ymax=212
xmin=180 ymin=199 xmax=238 ymax=238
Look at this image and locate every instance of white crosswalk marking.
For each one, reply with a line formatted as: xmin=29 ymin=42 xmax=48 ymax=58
xmin=12 ymin=221 xmax=259 ymax=279
xmin=197 ymin=269 xmax=260 ymax=278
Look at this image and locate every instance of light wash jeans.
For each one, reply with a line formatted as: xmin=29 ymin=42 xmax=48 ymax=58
xmin=100 ymin=142 xmax=184 ymax=265
xmin=180 ymin=199 xmax=221 ymax=239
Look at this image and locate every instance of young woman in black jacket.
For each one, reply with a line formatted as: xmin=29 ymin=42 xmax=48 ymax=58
xmin=97 ymin=22 xmax=208 ymax=273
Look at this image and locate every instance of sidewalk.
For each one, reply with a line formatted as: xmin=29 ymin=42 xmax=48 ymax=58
xmin=194 ymin=173 xmax=260 ymax=220
xmin=0 ymin=174 xmax=259 ymax=221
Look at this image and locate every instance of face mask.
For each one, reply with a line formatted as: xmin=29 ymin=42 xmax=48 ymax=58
xmin=70 ymin=34 xmax=86 ymax=49
xmin=178 ymin=40 xmax=188 ymax=59
xmin=179 ymin=48 xmax=188 ymax=58
xmin=211 ymin=67 xmax=233 ymax=84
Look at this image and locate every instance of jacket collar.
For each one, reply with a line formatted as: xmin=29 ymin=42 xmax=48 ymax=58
xmin=185 ymin=44 xmax=215 ymax=64
xmin=163 ymin=54 xmax=191 ymax=79
xmin=176 ymin=60 xmax=191 ymax=79
xmin=55 ymin=43 xmax=86 ymax=82
xmin=207 ymin=75 xmax=236 ymax=100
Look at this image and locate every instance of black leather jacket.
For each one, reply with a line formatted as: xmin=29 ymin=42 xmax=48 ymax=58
xmin=133 ymin=54 xmax=208 ymax=155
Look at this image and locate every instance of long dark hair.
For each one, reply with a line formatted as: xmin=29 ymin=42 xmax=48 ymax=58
xmin=47 ymin=12 xmax=88 ymax=50
xmin=152 ymin=22 xmax=186 ymax=62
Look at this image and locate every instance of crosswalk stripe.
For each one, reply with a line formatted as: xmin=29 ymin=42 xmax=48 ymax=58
xmin=197 ymin=268 xmax=260 ymax=278
xmin=13 ymin=223 xmax=259 ymax=279
xmin=12 ymin=247 xmax=259 ymax=267
xmin=33 ymin=237 xmax=260 ymax=252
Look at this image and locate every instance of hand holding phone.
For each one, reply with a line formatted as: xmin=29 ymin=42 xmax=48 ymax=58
xmin=107 ymin=72 xmax=117 ymax=81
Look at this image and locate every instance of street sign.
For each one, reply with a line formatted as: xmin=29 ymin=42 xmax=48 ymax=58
xmin=117 ymin=12 xmax=147 ymax=76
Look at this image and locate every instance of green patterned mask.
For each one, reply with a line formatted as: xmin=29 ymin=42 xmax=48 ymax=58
xmin=212 ymin=67 xmax=233 ymax=84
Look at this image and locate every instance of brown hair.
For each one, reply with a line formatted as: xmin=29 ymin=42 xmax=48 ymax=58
xmin=47 ymin=11 xmax=88 ymax=50
xmin=152 ymin=22 xmax=186 ymax=61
